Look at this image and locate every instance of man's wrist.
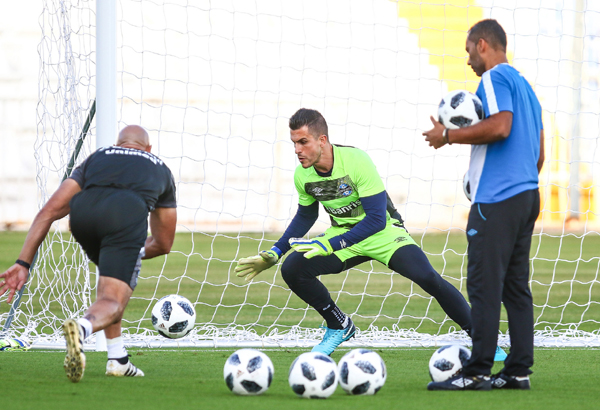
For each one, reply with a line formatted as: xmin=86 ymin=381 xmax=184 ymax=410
xmin=15 ymin=259 xmax=31 ymax=270
xmin=442 ymin=128 xmax=452 ymax=145
xmin=269 ymin=246 xmax=283 ymax=258
xmin=327 ymin=236 xmax=346 ymax=252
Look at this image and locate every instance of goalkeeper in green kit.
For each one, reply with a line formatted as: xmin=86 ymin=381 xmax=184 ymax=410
xmin=235 ymin=108 xmax=472 ymax=355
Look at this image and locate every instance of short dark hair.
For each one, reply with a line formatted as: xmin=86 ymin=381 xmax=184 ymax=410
xmin=289 ymin=108 xmax=328 ymax=139
xmin=468 ymin=19 xmax=507 ymax=52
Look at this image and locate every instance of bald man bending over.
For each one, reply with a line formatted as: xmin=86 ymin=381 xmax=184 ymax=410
xmin=0 ymin=125 xmax=177 ymax=382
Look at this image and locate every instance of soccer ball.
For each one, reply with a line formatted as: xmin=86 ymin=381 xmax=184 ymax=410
xmin=288 ymin=352 xmax=338 ymax=399
xmin=463 ymin=172 xmax=471 ymax=201
xmin=438 ymin=90 xmax=484 ymax=129
xmin=338 ymin=349 xmax=387 ymax=395
xmin=151 ymin=294 xmax=196 ymax=339
xmin=428 ymin=345 xmax=471 ymax=382
xmin=223 ymin=349 xmax=274 ymax=395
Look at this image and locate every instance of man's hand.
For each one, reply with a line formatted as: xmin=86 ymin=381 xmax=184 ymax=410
xmin=289 ymin=237 xmax=333 ymax=259
xmin=423 ymin=116 xmax=447 ymax=149
xmin=0 ymin=264 xmax=29 ymax=304
xmin=235 ymin=250 xmax=279 ymax=282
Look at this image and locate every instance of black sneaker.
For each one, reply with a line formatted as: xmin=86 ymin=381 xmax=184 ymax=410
xmin=491 ymin=373 xmax=531 ymax=390
xmin=428 ymin=373 xmax=492 ymax=391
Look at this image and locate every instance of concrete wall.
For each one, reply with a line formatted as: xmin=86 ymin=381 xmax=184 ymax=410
xmin=0 ymin=2 xmax=42 ymax=229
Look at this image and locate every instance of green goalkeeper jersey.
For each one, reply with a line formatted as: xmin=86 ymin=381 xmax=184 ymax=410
xmin=294 ymin=144 xmax=388 ymax=227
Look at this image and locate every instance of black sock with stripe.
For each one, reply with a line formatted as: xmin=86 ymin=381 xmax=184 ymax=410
xmin=318 ymin=302 xmax=348 ymax=330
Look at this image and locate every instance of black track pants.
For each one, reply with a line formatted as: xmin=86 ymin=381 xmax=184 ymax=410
xmin=463 ymin=189 xmax=539 ymax=376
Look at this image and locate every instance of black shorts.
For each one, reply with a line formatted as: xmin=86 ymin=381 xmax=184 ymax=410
xmin=69 ymin=187 xmax=148 ymax=290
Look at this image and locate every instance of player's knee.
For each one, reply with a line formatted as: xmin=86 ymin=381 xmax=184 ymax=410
xmin=280 ymin=253 xmax=309 ymax=288
xmin=280 ymin=261 xmax=299 ymax=287
xmin=96 ymin=296 xmax=127 ymax=317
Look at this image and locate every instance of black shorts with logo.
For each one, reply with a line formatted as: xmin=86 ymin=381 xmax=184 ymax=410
xmin=69 ymin=187 xmax=148 ymax=290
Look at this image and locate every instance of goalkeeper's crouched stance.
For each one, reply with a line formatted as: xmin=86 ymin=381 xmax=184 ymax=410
xmin=235 ymin=108 xmax=472 ymax=355
xmin=0 ymin=126 xmax=177 ymax=382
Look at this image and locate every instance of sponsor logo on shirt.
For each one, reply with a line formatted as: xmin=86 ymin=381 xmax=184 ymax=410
xmin=102 ymin=146 xmax=164 ymax=165
xmin=324 ymin=199 xmax=362 ymax=216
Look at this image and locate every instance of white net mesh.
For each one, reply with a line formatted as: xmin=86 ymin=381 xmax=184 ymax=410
xmin=2 ymin=0 xmax=600 ymax=348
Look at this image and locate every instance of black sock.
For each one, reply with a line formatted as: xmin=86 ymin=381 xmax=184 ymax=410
xmin=115 ymin=355 xmax=129 ymax=365
xmin=318 ymin=302 xmax=347 ymax=330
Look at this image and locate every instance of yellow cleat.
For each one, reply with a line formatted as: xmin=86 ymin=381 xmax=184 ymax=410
xmin=62 ymin=319 xmax=86 ymax=383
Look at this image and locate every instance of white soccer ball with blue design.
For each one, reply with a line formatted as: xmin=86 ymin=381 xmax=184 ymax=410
xmin=438 ymin=89 xmax=485 ymax=130
xmin=338 ymin=349 xmax=386 ymax=395
xmin=429 ymin=345 xmax=472 ymax=382
xmin=288 ymin=352 xmax=338 ymax=399
xmin=223 ymin=349 xmax=274 ymax=396
xmin=151 ymin=294 xmax=196 ymax=339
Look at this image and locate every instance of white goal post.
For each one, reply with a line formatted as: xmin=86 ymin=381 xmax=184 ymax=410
xmin=2 ymin=0 xmax=600 ymax=349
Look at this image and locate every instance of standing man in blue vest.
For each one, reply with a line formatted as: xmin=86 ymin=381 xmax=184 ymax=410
xmin=423 ymin=19 xmax=544 ymax=390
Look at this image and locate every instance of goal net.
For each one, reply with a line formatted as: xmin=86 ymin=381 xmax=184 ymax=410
xmin=2 ymin=0 xmax=600 ymax=348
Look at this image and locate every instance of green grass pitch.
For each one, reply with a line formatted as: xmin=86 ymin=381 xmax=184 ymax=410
xmin=1 ymin=231 xmax=599 ymax=409
xmin=1 ymin=348 xmax=599 ymax=410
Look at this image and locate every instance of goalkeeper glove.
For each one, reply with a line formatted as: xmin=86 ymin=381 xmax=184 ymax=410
xmin=289 ymin=237 xmax=334 ymax=259
xmin=235 ymin=249 xmax=280 ymax=282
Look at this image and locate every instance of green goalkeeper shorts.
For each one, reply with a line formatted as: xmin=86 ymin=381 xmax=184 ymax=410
xmin=318 ymin=221 xmax=417 ymax=265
